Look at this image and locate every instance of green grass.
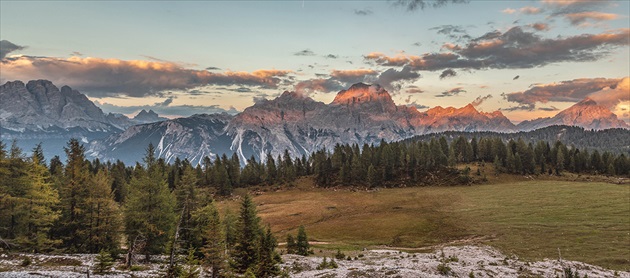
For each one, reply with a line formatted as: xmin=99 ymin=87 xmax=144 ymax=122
xmin=219 ymin=178 xmax=630 ymax=271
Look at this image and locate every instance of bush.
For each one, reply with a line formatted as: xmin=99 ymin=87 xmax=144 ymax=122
xmin=334 ymin=249 xmax=346 ymax=260
xmin=20 ymin=257 xmax=31 ymax=267
xmin=94 ymin=250 xmax=115 ymax=274
xmin=437 ymin=262 xmax=452 ymax=276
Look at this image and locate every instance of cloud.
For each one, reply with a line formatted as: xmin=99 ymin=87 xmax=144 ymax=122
xmin=376 ymin=66 xmax=422 ymax=91
xmin=365 ymin=27 xmax=629 ymax=71
xmin=294 ymin=49 xmax=316 ymax=56
xmin=0 ymin=56 xmax=292 ymax=98
xmin=429 ymin=25 xmax=472 ymax=41
xmin=542 ymin=0 xmax=612 ymax=15
xmin=505 ymin=77 xmax=629 ymax=109
xmin=439 ymin=69 xmax=457 ymax=79
xmin=158 ymin=97 xmax=174 ymax=106
xmin=0 ymin=40 xmax=26 ymax=59
xmin=294 ymin=66 xmax=420 ymax=94
xmin=412 ymin=42 xmax=422 ymax=47
xmin=564 ymin=11 xmax=619 ymax=26
xmin=530 ymin=22 xmax=550 ymax=31
xmin=330 ymin=69 xmax=378 ymax=84
xmin=71 ymin=51 xmax=83 ymax=56
xmin=520 ymin=6 xmax=543 ymax=14
xmin=538 ymin=106 xmax=559 ymax=111
xmin=295 ymin=78 xmax=345 ymax=94
xmin=354 ymin=8 xmax=373 ymax=16
xmin=405 ymin=85 xmax=425 ymax=94
xmin=471 ymin=94 xmax=493 ymax=106
xmin=205 ymin=66 xmax=221 ymax=70
xmin=501 ymin=104 xmax=536 ymax=111
xmin=325 ymin=54 xmax=338 ymax=59
xmin=502 ymin=8 xmax=516 ymax=14
xmin=436 ymin=87 xmax=466 ymax=97
xmin=392 ymin=0 xmax=469 ymax=11
xmin=95 ymin=99 xmax=238 ymax=117
xmin=407 ymin=101 xmax=430 ymax=110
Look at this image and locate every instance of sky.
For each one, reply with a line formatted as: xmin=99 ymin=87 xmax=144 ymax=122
xmin=1 ymin=0 xmax=629 ymax=123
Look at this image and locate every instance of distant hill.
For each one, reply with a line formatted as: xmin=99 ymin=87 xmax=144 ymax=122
xmin=404 ymin=125 xmax=630 ymax=155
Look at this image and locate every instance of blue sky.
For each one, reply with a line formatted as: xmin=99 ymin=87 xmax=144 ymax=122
xmin=1 ymin=0 xmax=629 ymax=122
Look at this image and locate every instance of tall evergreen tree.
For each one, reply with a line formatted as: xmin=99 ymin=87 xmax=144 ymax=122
xmin=256 ymin=227 xmax=280 ymax=278
xmin=194 ymin=201 xmax=224 ymax=278
xmin=232 ymin=194 xmax=262 ymax=273
xmin=16 ymin=150 xmax=61 ymax=252
xmin=56 ymin=138 xmax=93 ymax=251
xmin=295 ymin=225 xmax=310 ymax=256
xmin=124 ymin=144 xmax=177 ymax=261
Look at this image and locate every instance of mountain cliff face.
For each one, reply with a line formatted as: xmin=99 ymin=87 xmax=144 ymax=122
xmin=0 ymin=80 xmax=120 ymax=133
xmin=88 ymin=113 xmax=233 ymax=165
xmin=517 ymin=98 xmax=629 ymax=131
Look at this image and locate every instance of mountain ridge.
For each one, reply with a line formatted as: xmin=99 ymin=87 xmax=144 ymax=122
xmin=1 ymin=79 xmax=627 ymax=164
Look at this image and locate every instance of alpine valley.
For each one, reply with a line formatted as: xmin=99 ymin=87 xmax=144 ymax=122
xmin=1 ymin=80 xmax=628 ymax=164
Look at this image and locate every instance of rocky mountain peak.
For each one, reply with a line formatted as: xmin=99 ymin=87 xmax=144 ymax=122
xmin=133 ymin=109 xmax=167 ymax=124
xmin=575 ymin=97 xmax=597 ymax=106
xmin=331 ymin=83 xmax=393 ymax=106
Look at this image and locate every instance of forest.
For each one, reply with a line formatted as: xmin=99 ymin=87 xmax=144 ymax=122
xmin=0 ymin=132 xmax=629 ymax=276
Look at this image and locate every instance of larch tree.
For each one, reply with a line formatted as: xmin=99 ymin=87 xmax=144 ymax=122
xmin=124 ymin=143 xmax=177 ymax=261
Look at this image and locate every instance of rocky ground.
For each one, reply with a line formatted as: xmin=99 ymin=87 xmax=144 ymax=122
xmin=1 ymin=245 xmax=628 ymax=277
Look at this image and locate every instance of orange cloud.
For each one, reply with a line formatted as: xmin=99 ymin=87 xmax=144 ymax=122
xmin=501 ymin=8 xmax=516 ymax=14
xmin=520 ymin=6 xmax=542 ymax=14
xmin=330 ymin=69 xmax=378 ymax=79
xmin=506 ymin=77 xmax=629 ymax=109
xmin=0 ymin=56 xmax=292 ymax=97
xmin=365 ymin=27 xmax=629 ymax=71
xmin=565 ymin=11 xmax=619 ymax=25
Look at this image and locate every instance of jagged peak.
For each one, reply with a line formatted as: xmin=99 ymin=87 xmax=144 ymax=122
xmin=1 ymin=80 xmax=25 ymax=88
xmin=279 ymin=90 xmax=307 ymax=99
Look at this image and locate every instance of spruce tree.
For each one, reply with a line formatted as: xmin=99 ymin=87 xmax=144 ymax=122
xmin=367 ymin=164 xmax=379 ymax=188
xmin=194 ymin=202 xmax=224 ymax=278
xmin=232 ymin=194 xmax=262 ymax=273
xmin=295 ymin=225 xmax=310 ymax=256
xmin=57 ymin=138 xmax=93 ymax=251
xmin=286 ymin=234 xmax=296 ymax=254
xmin=256 ymin=227 xmax=280 ymax=278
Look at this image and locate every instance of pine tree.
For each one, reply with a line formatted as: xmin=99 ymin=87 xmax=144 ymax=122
xmin=295 ymin=225 xmax=310 ymax=256
xmin=194 ymin=202 xmax=224 ymax=278
xmin=84 ymin=169 xmax=122 ymax=253
xmin=124 ymin=144 xmax=177 ymax=261
xmin=175 ymin=164 xmax=200 ymax=249
xmin=232 ymin=194 xmax=262 ymax=273
xmin=257 ymin=227 xmax=280 ymax=278
xmin=94 ymin=249 xmax=115 ymax=274
xmin=16 ymin=150 xmax=61 ymax=252
xmin=286 ymin=234 xmax=296 ymax=254
xmin=367 ymin=164 xmax=379 ymax=188
xmin=56 ymin=138 xmax=93 ymax=251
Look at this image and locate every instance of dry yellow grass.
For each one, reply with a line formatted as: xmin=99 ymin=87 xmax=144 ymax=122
xmin=218 ymin=177 xmax=630 ymax=271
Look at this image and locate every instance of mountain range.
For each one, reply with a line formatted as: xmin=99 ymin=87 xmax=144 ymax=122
xmin=1 ymin=80 xmax=627 ymax=164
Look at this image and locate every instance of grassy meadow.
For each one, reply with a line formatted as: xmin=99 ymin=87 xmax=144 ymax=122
xmin=218 ymin=176 xmax=630 ymax=271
